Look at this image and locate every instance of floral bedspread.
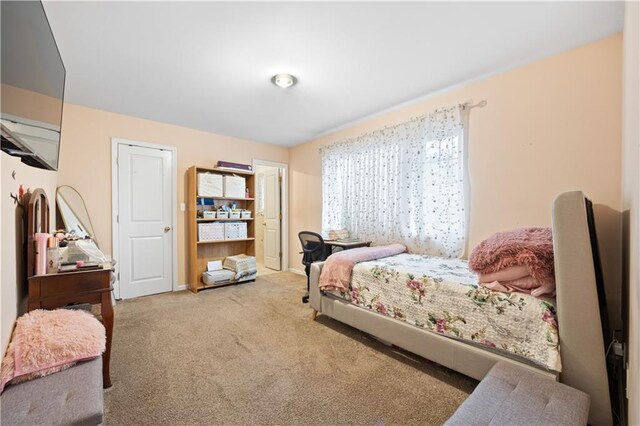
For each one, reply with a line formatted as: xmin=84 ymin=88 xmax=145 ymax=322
xmin=328 ymin=253 xmax=561 ymax=372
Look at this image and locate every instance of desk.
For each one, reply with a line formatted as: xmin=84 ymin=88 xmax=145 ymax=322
xmin=27 ymin=268 xmax=114 ymax=388
xmin=326 ymin=239 xmax=372 ymax=254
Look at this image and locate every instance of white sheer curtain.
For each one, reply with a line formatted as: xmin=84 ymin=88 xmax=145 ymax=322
xmin=321 ymin=104 xmax=469 ymax=257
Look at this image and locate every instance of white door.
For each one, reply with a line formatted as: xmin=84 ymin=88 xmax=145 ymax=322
xmin=263 ymin=168 xmax=281 ymax=270
xmin=117 ymin=144 xmax=173 ymax=298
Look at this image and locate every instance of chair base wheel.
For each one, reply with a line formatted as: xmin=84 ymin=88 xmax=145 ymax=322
xmin=302 ymin=294 xmax=309 ymax=303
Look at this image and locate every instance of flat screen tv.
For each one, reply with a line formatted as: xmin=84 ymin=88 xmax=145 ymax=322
xmin=1 ymin=1 xmax=65 ymax=171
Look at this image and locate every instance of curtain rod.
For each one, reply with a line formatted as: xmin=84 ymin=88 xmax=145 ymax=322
xmin=318 ymin=100 xmax=487 ymax=153
xmin=462 ymin=100 xmax=488 ymax=110
xmin=389 ymin=99 xmax=488 ymax=124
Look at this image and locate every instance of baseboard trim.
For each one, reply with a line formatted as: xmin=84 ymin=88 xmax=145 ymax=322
xmin=288 ymin=268 xmax=306 ymax=276
xmin=175 ymin=284 xmax=188 ymax=291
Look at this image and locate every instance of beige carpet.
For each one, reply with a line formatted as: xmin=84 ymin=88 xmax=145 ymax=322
xmin=256 ymin=263 xmax=279 ymax=276
xmin=105 ymin=272 xmax=476 ymax=425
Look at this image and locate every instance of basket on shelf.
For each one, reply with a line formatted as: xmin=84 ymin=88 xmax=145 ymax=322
xmin=198 ymin=222 xmax=224 ymax=241
xmin=224 ymin=222 xmax=247 ymax=239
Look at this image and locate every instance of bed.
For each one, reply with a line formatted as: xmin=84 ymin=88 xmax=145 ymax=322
xmin=309 ymin=191 xmax=612 ymax=426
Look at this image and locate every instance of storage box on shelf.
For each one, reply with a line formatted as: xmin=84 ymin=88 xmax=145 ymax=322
xmin=187 ymin=165 xmax=256 ymax=292
xmin=197 ymin=173 xmax=223 ymax=197
xmin=198 ymin=222 xmax=225 ymax=241
xmin=224 ymin=222 xmax=248 ymax=240
xmin=223 ymin=175 xmax=246 ymax=198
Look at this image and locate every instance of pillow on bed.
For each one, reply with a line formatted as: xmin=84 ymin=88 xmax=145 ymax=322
xmin=469 ymin=227 xmax=555 ymax=296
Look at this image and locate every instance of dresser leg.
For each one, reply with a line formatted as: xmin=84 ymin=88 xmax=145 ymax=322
xmin=101 ymin=291 xmax=114 ymax=388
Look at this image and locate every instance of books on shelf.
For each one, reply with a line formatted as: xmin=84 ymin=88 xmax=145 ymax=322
xmin=215 ymin=167 xmax=252 ymax=174
xmin=216 ymin=161 xmax=252 ymax=172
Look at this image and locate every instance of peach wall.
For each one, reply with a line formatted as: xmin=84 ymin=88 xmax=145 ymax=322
xmin=289 ymin=34 xmax=623 ymax=272
xmin=1 ymin=154 xmax=57 ymax=350
xmin=57 ymin=104 xmax=288 ymax=287
xmin=1 ymin=84 xmax=62 ymax=126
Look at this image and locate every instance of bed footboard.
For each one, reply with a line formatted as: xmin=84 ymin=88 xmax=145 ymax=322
xmin=307 ymin=260 xmax=556 ymax=382
xmin=553 ymin=191 xmax=612 ymax=426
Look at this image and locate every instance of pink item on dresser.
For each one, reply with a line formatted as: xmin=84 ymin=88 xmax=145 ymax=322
xmin=319 ymin=244 xmax=407 ymax=291
xmin=33 ymin=233 xmax=50 ymax=276
xmin=0 ymin=309 xmax=105 ymax=393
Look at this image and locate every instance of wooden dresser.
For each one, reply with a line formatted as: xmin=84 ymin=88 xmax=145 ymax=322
xmin=23 ymin=189 xmax=114 ymax=388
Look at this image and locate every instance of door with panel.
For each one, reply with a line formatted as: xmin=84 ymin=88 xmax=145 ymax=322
xmin=117 ymin=144 xmax=173 ymax=298
xmin=263 ymin=167 xmax=281 ymax=270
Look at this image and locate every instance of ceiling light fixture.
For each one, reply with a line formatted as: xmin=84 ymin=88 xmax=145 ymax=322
xmin=271 ymin=73 xmax=297 ymax=88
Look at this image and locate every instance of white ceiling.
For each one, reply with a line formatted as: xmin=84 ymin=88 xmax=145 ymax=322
xmin=43 ymin=1 xmax=623 ymax=147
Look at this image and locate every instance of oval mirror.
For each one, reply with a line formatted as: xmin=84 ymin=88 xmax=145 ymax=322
xmin=56 ymin=185 xmax=97 ymax=246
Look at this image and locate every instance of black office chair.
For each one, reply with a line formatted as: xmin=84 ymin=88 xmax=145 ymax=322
xmin=299 ymin=231 xmax=329 ymax=303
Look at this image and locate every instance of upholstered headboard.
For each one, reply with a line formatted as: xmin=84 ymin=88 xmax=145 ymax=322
xmin=552 ymin=191 xmax=612 ymax=426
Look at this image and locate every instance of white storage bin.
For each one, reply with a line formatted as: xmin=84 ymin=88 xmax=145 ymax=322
xmin=203 ymin=211 xmax=216 ymax=219
xmin=198 ymin=222 xmax=224 ymax=241
xmin=241 ymin=211 xmax=252 ymax=219
xmin=202 ymin=269 xmax=235 ymax=285
xmin=198 ymin=173 xmax=223 ymax=197
xmin=224 ymin=222 xmax=247 ymax=240
xmin=224 ymin=175 xmax=246 ymax=198
xmin=229 ymin=211 xmax=241 ymax=219
xmin=217 ymin=211 xmax=229 ymax=219
xmin=223 ymin=254 xmax=257 ymax=280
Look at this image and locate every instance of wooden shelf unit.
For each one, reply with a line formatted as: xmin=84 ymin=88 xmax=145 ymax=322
xmin=187 ymin=166 xmax=256 ymax=292
xmin=197 ymin=196 xmax=255 ymax=201
xmin=196 ymin=218 xmax=254 ymax=223
xmin=197 ymin=238 xmax=255 ymax=245
xmin=199 ymin=279 xmax=254 ymax=290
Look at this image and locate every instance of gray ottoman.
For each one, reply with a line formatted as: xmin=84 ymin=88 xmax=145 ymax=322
xmin=1 ymin=357 xmax=103 ymax=426
xmin=446 ymin=362 xmax=590 ymax=426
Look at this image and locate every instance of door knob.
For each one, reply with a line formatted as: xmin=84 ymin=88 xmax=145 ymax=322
xmin=164 ymin=226 xmax=171 ymax=233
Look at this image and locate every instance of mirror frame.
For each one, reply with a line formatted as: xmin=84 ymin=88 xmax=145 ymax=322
xmin=26 ymin=188 xmax=49 ymax=277
xmin=56 ymin=185 xmax=97 ymax=246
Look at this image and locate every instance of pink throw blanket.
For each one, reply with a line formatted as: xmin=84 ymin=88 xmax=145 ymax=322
xmin=319 ymin=244 xmax=407 ymax=291
xmin=1 ymin=309 xmax=106 ymax=393
xmin=469 ymin=227 xmax=556 ymax=297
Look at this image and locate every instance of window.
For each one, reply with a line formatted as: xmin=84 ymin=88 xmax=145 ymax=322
xmin=321 ymin=105 xmax=469 ymax=257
